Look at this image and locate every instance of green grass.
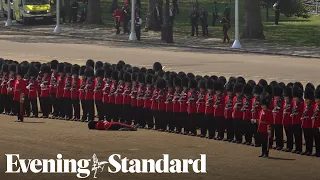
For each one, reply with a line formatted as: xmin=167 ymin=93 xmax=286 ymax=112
xmin=97 ymin=0 xmax=320 ymax=46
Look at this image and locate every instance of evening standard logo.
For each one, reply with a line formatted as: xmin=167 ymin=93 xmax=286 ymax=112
xmin=5 ymin=153 xmax=207 ymax=178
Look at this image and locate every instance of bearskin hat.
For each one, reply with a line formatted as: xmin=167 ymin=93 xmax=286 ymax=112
xmin=273 ymin=85 xmax=283 ymax=97
xmin=145 ymin=74 xmax=153 ymax=84
xmin=228 ymin=76 xmax=236 ymax=83
xmin=187 ymin=73 xmax=195 ymax=80
xmin=34 ymin=62 xmax=41 ymax=71
xmin=292 ymin=86 xmax=303 ymax=98
xmin=124 ymin=64 xmax=132 ymax=71
xmin=139 ymin=67 xmax=147 ymax=74
xmin=16 ymin=65 xmax=26 ymax=77
xmin=27 ymin=66 xmax=38 ymax=77
xmin=283 ymin=86 xmax=292 ymax=98
xmin=233 ymin=83 xmax=243 ymax=93
xmin=206 ymin=79 xmax=214 ymax=90
xmin=88 ymin=120 xmax=97 ymax=130
xmin=156 ymin=69 xmax=165 ymax=78
xmin=131 ymin=72 xmax=138 ymax=82
xmin=279 ymin=82 xmax=285 ymax=89
xmin=95 ymin=68 xmax=105 ymax=77
xmin=118 ymin=70 xmax=124 ymax=81
xmin=294 ymin=82 xmax=304 ymax=92
xmin=152 ymin=75 xmax=159 ymax=84
xmin=253 ymin=84 xmax=263 ymax=95
xmin=123 ymin=72 xmax=131 ymax=82
xmin=64 ymin=64 xmax=72 ymax=74
xmin=147 ymin=69 xmax=155 ymax=75
xmin=153 ymin=62 xmax=162 ymax=72
xmin=117 ymin=60 xmax=125 ymax=67
xmin=315 ymin=89 xmax=320 ymax=99
xmin=79 ymin=66 xmax=86 ymax=76
xmin=40 ymin=64 xmax=50 ymax=74
xmin=287 ymin=82 xmax=293 ymax=88
xmin=317 ymin=85 xmax=320 ymax=91
xmin=210 ymin=75 xmax=218 ymax=81
xmin=188 ymin=78 xmax=197 ymax=89
xmin=57 ymin=63 xmax=64 ymax=73
xmin=138 ymin=72 xmax=145 ymax=84
xmin=86 ymin=59 xmax=95 ymax=69
xmin=174 ymin=77 xmax=182 ymax=87
xmin=169 ymin=72 xmax=177 ymax=81
xmin=214 ymin=80 xmax=224 ymax=91
xmin=1 ymin=64 xmax=8 ymax=73
xmin=196 ymin=75 xmax=203 ymax=82
xmin=9 ymin=64 xmax=17 ymax=72
xmin=203 ymin=75 xmax=209 ymax=80
xmin=304 ymin=87 xmax=314 ymax=100
xmin=84 ymin=67 xmax=94 ymax=77
xmin=156 ymin=78 xmax=166 ymax=89
xmin=218 ymin=76 xmax=227 ymax=85
xmin=260 ymin=92 xmax=271 ymax=107
xmin=95 ymin=61 xmax=103 ymax=70
xmin=263 ymin=85 xmax=273 ymax=96
xmin=50 ymin=60 xmax=59 ymax=70
xmin=164 ymin=71 xmax=171 ymax=80
xmin=111 ymin=70 xmax=119 ymax=81
xmin=247 ymin=80 xmax=256 ymax=86
xmin=305 ymin=83 xmax=315 ymax=91
xmin=132 ymin=67 xmax=140 ymax=73
xmin=104 ymin=68 xmax=113 ymax=78
xmin=103 ymin=62 xmax=111 ymax=70
xmin=198 ymin=79 xmax=206 ymax=89
xmin=258 ymin=79 xmax=268 ymax=87
xmin=71 ymin=64 xmax=80 ymax=75
xmin=269 ymin=81 xmax=278 ymax=88
xmin=181 ymin=77 xmax=189 ymax=88
xmin=110 ymin=64 xmax=116 ymax=70
xmin=178 ymin=72 xmax=186 ymax=79
xmin=127 ymin=69 xmax=133 ymax=74
xmin=167 ymin=79 xmax=173 ymax=88
xmin=242 ymin=83 xmax=253 ymax=95
xmin=236 ymin=76 xmax=246 ymax=84
xmin=226 ymin=82 xmax=234 ymax=92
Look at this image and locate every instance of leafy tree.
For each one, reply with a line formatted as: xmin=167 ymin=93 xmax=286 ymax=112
xmin=279 ymin=0 xmax=309 ymax=18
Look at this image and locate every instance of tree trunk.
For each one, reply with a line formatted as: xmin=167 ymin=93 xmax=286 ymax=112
xmin=266 ymin=6 xmax=269 ymax=21
xmin=86 ymin=0 xmax=102 ymax=24
xmin=146 ymin=0 xmax=162 ymax=31
xmin=241 ymin=0 xmax=265 ymax=39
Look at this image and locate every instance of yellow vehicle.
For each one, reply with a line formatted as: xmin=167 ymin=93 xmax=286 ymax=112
xmin=2 ymin=0 xmax=14 ymax=18
xmin=12 ymin=0 xmax=53 ymax=24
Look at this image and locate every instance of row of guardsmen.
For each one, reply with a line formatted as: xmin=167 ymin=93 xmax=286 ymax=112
xmin=0 ymin=58 xmax=319 ymax=158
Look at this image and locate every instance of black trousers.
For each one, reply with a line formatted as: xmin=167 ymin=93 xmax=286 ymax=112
xmin=191 ymin=23 xmax=198 ymax=36
xmin=72 ymin=98 xmax=80 ymax=119
xmin=14 ymin=100 xmax=22 ymax=120
xmin=57 ymin=98 xmax=64 ymax=118
xmin=7 ymin=94 xmax=14 ymax=114
xmin=0 ymin=94 xmax=5 ymax=113
xmin=233 ymin=118 xmax=244 ymax=142
xmin=63 ymin=98 xmax=72 ymax=118
xmin=131 ymin=106 xmax=137 ymax=124
xmin=313 ymin=128 xmax=320 ymax=155
xmin=122 ymin=104 xmax=133 ymax=124
xmin=144 ymin=108 xmax=153 ymax=128
xmin=174 ymin=112 xmax=182 ymax=133
xmin=86 ymin=99 xmax=95 ymax=121
xmin=216 ymin=116 xmax=225 ymax=139
xmin=134 ymin=106 xmax=144 ymax=126
xmin=24 ymin=97 xmax=31 ymax=116
xmin=81 ymin=99 xmax=87 ymax=120
xmin=275 ymin=11 xmax=280 ymax=25
xmin=123 ymin=19 xmax=130 ymax=34
xmin=173 ymin=3 xmax=179 ymax=14
xmin=290 ymin=124 xmax=303 ymax=151
xmin=284 ymin=125 xmax=293 ymax=150
xmin=41 ymin=96 xmax=50 ymax=117
xmin=153 ymin=110 xmax=159 ymax=129
xmin=244 ymin=120 xmax=254 ymax=143
xmin=212 ymin=13 xmax=217 ymax=26
xmin=260 ymin=132 xmax=269 ymax=156
xmin=188 ymin=113 xmax=198 ymax=135
xmin=180 ymin=112 xmax=188 ymax=133
xmin=95 ymin=100 xmax=104 ymax=120
xmin=167 ymin=112 xmax=174 ymax=131
xmin=135 ymin=26 xmax=141 ymax=41
xmin=206 ymin=114 xmax=216 ymax=138
xmin=223 ymin=27 xmax=230 ymax=42
xmin=226 ymin=118 xmax=234 ymax=140
xmin=80 ymin=10 xmax=87 ymax=22
xmin=158 ymin=110 xmax=166 ymax=130
xmin=270 ymin=124 xmax=284 ymax=148
xmin=51 ymin=94 xmax=59 ymax=117
xmin=104 ymin=103 xmax=110 ymax=121
xmin=202 ymin=24 xmax=208 ymax=36
xmin=71 ymin=8 xmax=78 ymax=22
xmin=199 ymin=113 xmax=207 ymax=136
xmin=303 ymin=128 xmax=314 ymax=153
xmin=29 ymin=98 xmax=38 ymax=117
xmin=114 ymin=104 xmax=123 ymax=121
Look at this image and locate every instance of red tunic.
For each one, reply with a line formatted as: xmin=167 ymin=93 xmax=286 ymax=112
xmin=71 ymin=78 xmax=80 ymax=99
xmin=143 ymin=88 xmax=154 ymax=109
xmin=205 ymin=93 xmax=214 ymax=115
xmin=56 ymin=76 xmax=65 ymax=99
xmin=257 ymin=109 xmax=272 ymax=133
xmin=130 ymin=85 xmax=138 ymax=107
xmin=85 ymin=78 xmax=95 ymax=100
xmin=49 ymin=73 xmax=59 ymax=94
xmin=27 ymin=78 xmax=39 ymax=99
xmin=102 ymin=81 xmax=111 ymax=104
xmin=214 ymin=93 xmax=225 ymax=117
xmin=165 ymin=91 xmax=174 ymax=112
xmin=63 ymin=76 xmax=72 ymax=98
xmin=122 ymin=84 xmax=132 ymax=105
xmin=313 ymin=103 xmax=320 ymax=128
xmin=232 ymin=95 xmax=243 ymax=119
xmin=13 ymin=79 xmax=27 ymax=101
xmin=251 ymin=96 xmax=261 ymax=121
xmin=187 ymin=91 xmax=198 ymax=114
xmin=108 ymin=83 xmax=117 ymax=104
xmin=40 ymin=76 xmax=51 ymax=97
xmin=1 ymin=74 xmax=9 ymax=95
xmin=157 ymin=90 xmax=166 ymax=111
xmin=115 ymin=83 xmax=124 ymax=105
xmin=196 ymin=92 xmax=206 ymax=114
xmin=179 ymin=90 xmax=188 ymax=113
xmin=151 ymin=89 xmax=159 ymax=111
xmin=136 ymin=86 xmax=145 ymax=107
xmin=7 ymin=75 xmax=15 ymax=95
xmin=94 ymin=78 xmax=105 ymax=101
xmin=224 ymin=95 xmax=233 ymax=118
xmin=301 ymin=102 xmax=315 ymax=129
xmin=172 ymin=91 xmax=181 ymax=113
xmin=271 ymin=98 xmax=284 ymax=125
xmin=291 ymin=98 xmax=304 ymax=125
xmin=282 ymin=100 xmax=293 ymax=125
xmin=79 ymin=79 xmax=86 ymax=100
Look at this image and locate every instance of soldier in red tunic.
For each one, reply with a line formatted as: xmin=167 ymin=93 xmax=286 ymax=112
xmin=241 ymin=83 xmax=253 ymax=144
xmin=122 ymin=72 xmax=132 ymax=124
xmin=108 ymin=70 xmax=119 ymax=122
xmin=62 ymin=64 xmax=73 ymax=120
xmin=40 ymin=64 xmax=51 ymax=118
xmin=135 ymin=72 xmax=146 ymax=128
xmin=204 ymin=79 xmax=214 ymax=139
xmin=79 ymin=66 xmax=87 ymax=121
xmin=197 ymin=79 xmax=206 ymax=137
xmin=224 ymin=82 xmax=234 ymax=141
xmin=214 ymin=80 xmax=226 ymax=140
xmin=7 ymin=64 xmax=17 ymax=115
xmin=155 ymin=78 xmax=167 ymax=131
xmin=257 ymin=92 xmax=272 ymax=158
xmin=102 ymin=68 xmax=113 ymax=121
xmin=179 ymin=77 xmax=189 ymax=135
xmin=94 ymin=68 xmax=105 ymax=121
xmin=130 ymin=72 xmax=138 ymax=125
xmin=301 ymin=87 xmax=315 ymax=156
xmin=0 ymin=63 xmax=9 ymax=114
xmin=172 ymin=77 xmax=182 ymax=133
xmin=313 ymin=89 xmax=320 ymax=157
xmin=251 ymin=84 xmax=263 ymax=147
xmin=71 ymin=64 xmax=81 ymax=121
xmin=49 ymin=60 xmax=59 ymax=118
xmin=187 ymin=78 xmax=198 ymax=136
xmin=115 ymin=70 xmax=125 ymax=122
xmin=165 ymin=78 xmax=174 ymax=132
xmin=84 ymin=67 xmax=96 ymax=122
xmin=14 ymin=65 xmax=27 ymax=122
xmin=270 ymin=85 xmax=284 ymax=150
xmin=232 ymin=82 xmax=244 ymax=143
xmin=150 ymin=75 xmax=160 ymax=130
xmin=282 ymin=85 xmax=293 ymax=152
xmin=55 ymin=63 xmax=65 ymax=119
xmin=290 ymin=85 xmax=304 ymax=154
xmin=143 ymin=74 xmax=154 ymax=129
xmin=26 ymin=66 xmax=39 ymax=118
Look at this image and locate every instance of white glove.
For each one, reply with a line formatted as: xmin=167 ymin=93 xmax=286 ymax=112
xmin=251 ymin=119 xmax=256 ymax=124
xmin=7 ymin=88 xmax=12 ymax=91
xmin=40 ymin=84 xmax=44 ymax=88
xmin=318 ymin=127 xmax=320 ymax=132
